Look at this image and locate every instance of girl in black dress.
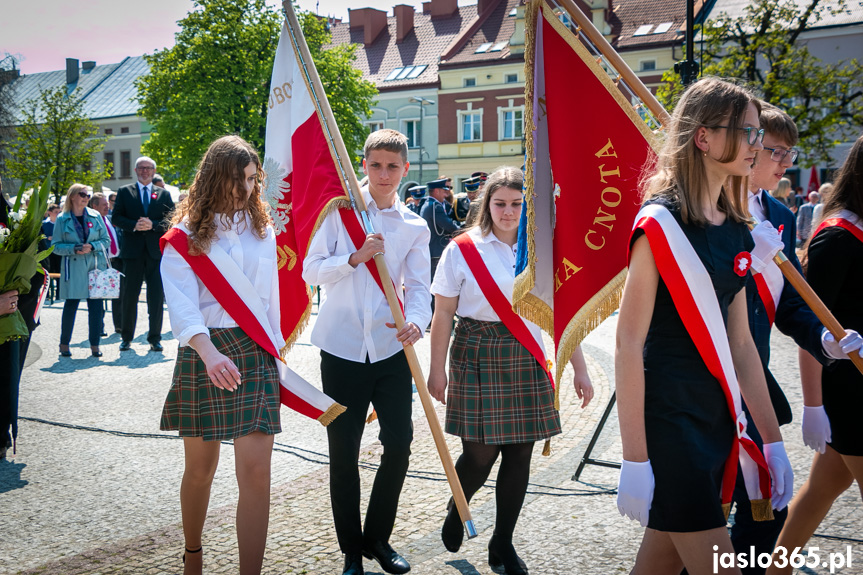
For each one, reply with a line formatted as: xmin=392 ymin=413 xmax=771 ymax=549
xmin=767 ymin=134 xmax=863 ymax=575
xmin=615 ymin=78 xmax=793 ymax=574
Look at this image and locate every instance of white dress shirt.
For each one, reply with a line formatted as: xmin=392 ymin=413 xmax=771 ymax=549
xmin=431 ymin=227 xmax=546 ymax=352
xmin=748 ymin=189 xmax=767 ymax=223
xmin=160 ymin=214 xmax=282 ymax=347
xmin=302 ymin=189 xmax=432 ymax=363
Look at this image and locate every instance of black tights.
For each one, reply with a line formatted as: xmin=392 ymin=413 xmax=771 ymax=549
xmin=453 ymin=440 xmax=534 ymax=539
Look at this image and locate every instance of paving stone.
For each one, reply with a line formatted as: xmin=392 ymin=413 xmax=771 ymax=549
xmin=2 ymin=301 xmax=860 ymax=574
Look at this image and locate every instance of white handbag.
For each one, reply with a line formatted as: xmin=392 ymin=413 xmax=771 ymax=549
xmin=88 ymin=247 xmax=123 ymax=299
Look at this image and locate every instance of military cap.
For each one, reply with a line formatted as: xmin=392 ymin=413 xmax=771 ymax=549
xmin=426 ymin=178 xmax=450 ymax=191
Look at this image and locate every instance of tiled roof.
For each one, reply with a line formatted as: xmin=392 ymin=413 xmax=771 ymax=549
xmin=611 ymin=0 xmax=686 ymax=50
xmin=6 ymin=56 xmax=147 ymax=124
xmin=327 ymin=6 xmax=478 ymax=90
xmin=440 ymin=0 xmax=523 ymax=66
xmin=706 ymin=0 xmax=863 ymax=28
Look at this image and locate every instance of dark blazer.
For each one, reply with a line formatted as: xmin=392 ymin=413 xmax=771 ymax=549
xmin=745 ymin=191 xmax=828 ymax=426
xmin=420 ymin=197 xmax=461 ymax=259
xmin=111 ymin=182 xmax=174 ymax=260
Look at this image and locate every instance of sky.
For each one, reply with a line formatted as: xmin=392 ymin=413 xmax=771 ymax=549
xmin=0 ymin=0 xmax=474 ymax=75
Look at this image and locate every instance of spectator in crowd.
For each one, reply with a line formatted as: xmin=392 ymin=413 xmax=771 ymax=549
xmin=51 ymin=184 xmax=111 ymax=358
xmin=152 ymin=174 xmax=165 ymax=188
xmin=797 ymin=191 xmax=820 ymax=243
xmin=90 ymin=192 xmax=122 ymax=333
xmin=108 ymin=192 xmax=117 ymax=215
xmin=1 ymin=185 xmax=45 ymax=459
xmin=42 ymin=204 xmax=61 ymax=239
xmin=421 ymin=178 xmax=461 ymax=284
xmin=812 ymin=183 xmax=833 ymax=225
xmin=111 ymin=157 xmax=174 ymax=352
xmin=771 ymin=178 xmax=795 ymax=213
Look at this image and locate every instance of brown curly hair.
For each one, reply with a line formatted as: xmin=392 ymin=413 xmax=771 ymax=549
xmin=172 ymin=135 xmax=269 ymax=255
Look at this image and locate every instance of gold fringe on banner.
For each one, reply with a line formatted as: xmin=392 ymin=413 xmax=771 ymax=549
xmin=280 ymin=292 xmax=312 ymax=357
xmin=751 ymin=499 xmax=775 ymax=522
xmin=512 ymin=0 xmax=541 ymax=315
xmin=553 ymin=269 xmax=627 ymax=409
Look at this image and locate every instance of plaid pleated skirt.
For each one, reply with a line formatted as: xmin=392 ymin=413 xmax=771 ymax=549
xmin=160 ymin=327 xmax=281 ymax=441
xmin=445 ymin=317 xmax=561 ymax=445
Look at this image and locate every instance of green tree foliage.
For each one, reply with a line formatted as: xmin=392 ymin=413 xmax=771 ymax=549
xmin=137 ymin=0 xmax=377 ymax=185
xmin=656 ymin=0 xmax=863 ymax=167
xmin=6 ymin=87 xmax=109 ymax=202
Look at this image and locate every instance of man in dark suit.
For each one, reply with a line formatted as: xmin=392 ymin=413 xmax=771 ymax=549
xmin=420 ymin=178 xmax=460 ymax=284
xmin=730 ymin=103 xmax=861 ymax=575
xmin=111 ymin=156 xmax=174 ymax=352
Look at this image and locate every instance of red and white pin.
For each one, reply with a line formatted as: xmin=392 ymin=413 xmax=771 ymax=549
xmin=87 ymin=221 xmax=94 ymax=228
xmin=151 ymin=191 xmax=158 ymax=200
xmin=733 ymin=251 xmax=752 ymax=277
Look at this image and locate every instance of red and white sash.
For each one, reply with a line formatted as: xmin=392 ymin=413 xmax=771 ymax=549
xmin=631 ymin=204 xmax=773 ymax=516
xmin=338 ymin=207 xmax=405 ymax=316
xmin=747 ymin=211 xmax=783 ymax=326
xmin=160 ymin=227 xmax=345 ymax=426
xmin=453 ymin=232 xmax=554 ymax=387
xmin=812 ymin=209 xmax=863 ymax=244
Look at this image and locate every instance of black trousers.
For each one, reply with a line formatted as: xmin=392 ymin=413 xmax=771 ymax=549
xmin=321 ymin=350 xmax=413 ymax=554
xmin=120 ymin=255 xmax=164 ymax=344
xmin=110 ymin=257 xmax=123 ymax=332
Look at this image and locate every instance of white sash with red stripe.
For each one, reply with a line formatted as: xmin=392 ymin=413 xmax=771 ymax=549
xmin=632 ymin=204 xmax=773 ymax=516
xmin=812 ymin=209 xmax=863 ymax=244
xmin=747 ymin=211 xmax=784 ymax=326
xmin=161 ymin=227 xmax=345 ymax=426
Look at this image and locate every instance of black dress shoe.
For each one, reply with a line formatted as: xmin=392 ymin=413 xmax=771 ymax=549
xmin=441 ymin=500 xmax=464 ymax=552
xmin=488 ymin=534 xmax=528 ymax=575
xmin=362 ymin=540 xmax=410 ymax=574
xmin=149 ymin=342 xmax=163 ymax=352
xmin=343 ymin=552 xmax=364 ymax=575
xmin=59 ymin=345 xmax=72 ymax=357
xmin=119 ymin=340 xmax=132 ymax=351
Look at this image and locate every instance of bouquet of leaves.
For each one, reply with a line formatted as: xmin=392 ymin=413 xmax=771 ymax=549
xmin=0 ymin=173 xmax=54 ymax=343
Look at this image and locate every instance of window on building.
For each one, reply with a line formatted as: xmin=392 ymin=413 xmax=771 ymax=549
xmin=633 ymin=24 xmax=653 ymax=36
xmin=475 ymin=42 xmax=493 ymax=54
xmin=640 ymin=60 xmax=656 ymax=71
xmin=653 ymin=22 xmax=673 ymax=34
xmin=105 ymin=128 xmax=113 ymax=135
xmin=460 ymin=111 xmax=482 ymax=142
xmin=464 ymin=77 xmax=476 ymax=88
xmin=104 ymin=152 xmax=115 ymax=180
xmin=505 ymin=73 xmax=518 ymax=84
xmin=402 ymin=120 xmax=420 ymax=148
xmin=121 ymin=126 xmax=129 ymax=134
xmin=491 ymin=41 xmax=508 ymax=52
xmin=120 ymin=151 xmax=131 ymax=179
xmin=367 ymin=121 xmax=384 ymax=132
xmin=500 ymin=108 xmax=523 ymax=140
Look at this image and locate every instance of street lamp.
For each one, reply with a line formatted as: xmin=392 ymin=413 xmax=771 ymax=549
xmin=409 ymin=96 xmax=434 ymax=186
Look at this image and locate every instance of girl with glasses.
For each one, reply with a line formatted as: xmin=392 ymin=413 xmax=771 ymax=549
xmin=615 ymin=78 xmax=793 ymax=574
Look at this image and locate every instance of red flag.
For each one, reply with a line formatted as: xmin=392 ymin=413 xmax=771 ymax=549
xmin=515 ymin=0 xmax=658 ymax=395
xmin=807 ymin=165 xmax=820 ymax=194
xmin=263 ymin=20 xmax=350 ymax=352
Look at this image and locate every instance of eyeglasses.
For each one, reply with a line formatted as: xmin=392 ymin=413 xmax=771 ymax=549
xmin=136 ymin=166 xmax=155 ymax=171
xmin=762 ymin=146 xmax=799 ymax=163
xmin=709 ymin=125 xmax=765 ymax=146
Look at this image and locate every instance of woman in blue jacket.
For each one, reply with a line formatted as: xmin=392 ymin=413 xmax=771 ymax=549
xmin=52 ymin=184 xmax=110 ymax=357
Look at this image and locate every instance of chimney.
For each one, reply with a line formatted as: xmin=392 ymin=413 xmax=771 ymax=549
xmin=65 ymin=58 xmax=79 ymax=85
xmin=477 ymin=0 xmax=498 ymax=16
xmin=82 ymin=61 xmax=96 ymax=71
xmin=349 ymin=7 xmax=388 ymax=45
xmin=394 ymin=4 xmax=415 ymax=43
xmin=425 ymin=0 xmax=457 ymax=19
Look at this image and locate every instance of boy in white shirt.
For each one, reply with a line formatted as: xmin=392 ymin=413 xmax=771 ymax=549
xmin=303 ymin=129 xmax=431 ymax=575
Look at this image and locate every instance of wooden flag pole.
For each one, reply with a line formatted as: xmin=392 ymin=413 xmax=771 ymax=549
xmin=552 ymin=0 xmax=671 ymax=125
xmin=281 ymin=1 xmax=477 ymax=539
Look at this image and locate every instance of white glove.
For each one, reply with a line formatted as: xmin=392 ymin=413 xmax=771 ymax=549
xmin=821 ymin=328 xmax=863 ymax=360
xmin=763 ymin=442 xmax=794 ymax=511
xmin=750 ymin=220 xmax=784 ymax=273
xmin=802 ymin=405 xmax=832 ymax=454
xmin=616 ymin=459 xmax=654 ymax=527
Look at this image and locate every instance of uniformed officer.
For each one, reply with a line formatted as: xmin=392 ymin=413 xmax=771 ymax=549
xmin=420 ymin=178 xmax=461 ymax=284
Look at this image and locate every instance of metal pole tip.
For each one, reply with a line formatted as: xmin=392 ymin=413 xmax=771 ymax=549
xmin=464 ymin=519 xmax=478 ymax=539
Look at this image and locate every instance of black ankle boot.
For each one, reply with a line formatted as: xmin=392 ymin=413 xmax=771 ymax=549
xmin=488 ymin=534 xmax=527 ymax=575
xmin=441 ymin=499 xmax=464 ymax=552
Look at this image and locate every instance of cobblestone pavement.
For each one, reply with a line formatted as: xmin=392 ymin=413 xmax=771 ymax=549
xmin=2 ymin=297 xmax=860 ymax=575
